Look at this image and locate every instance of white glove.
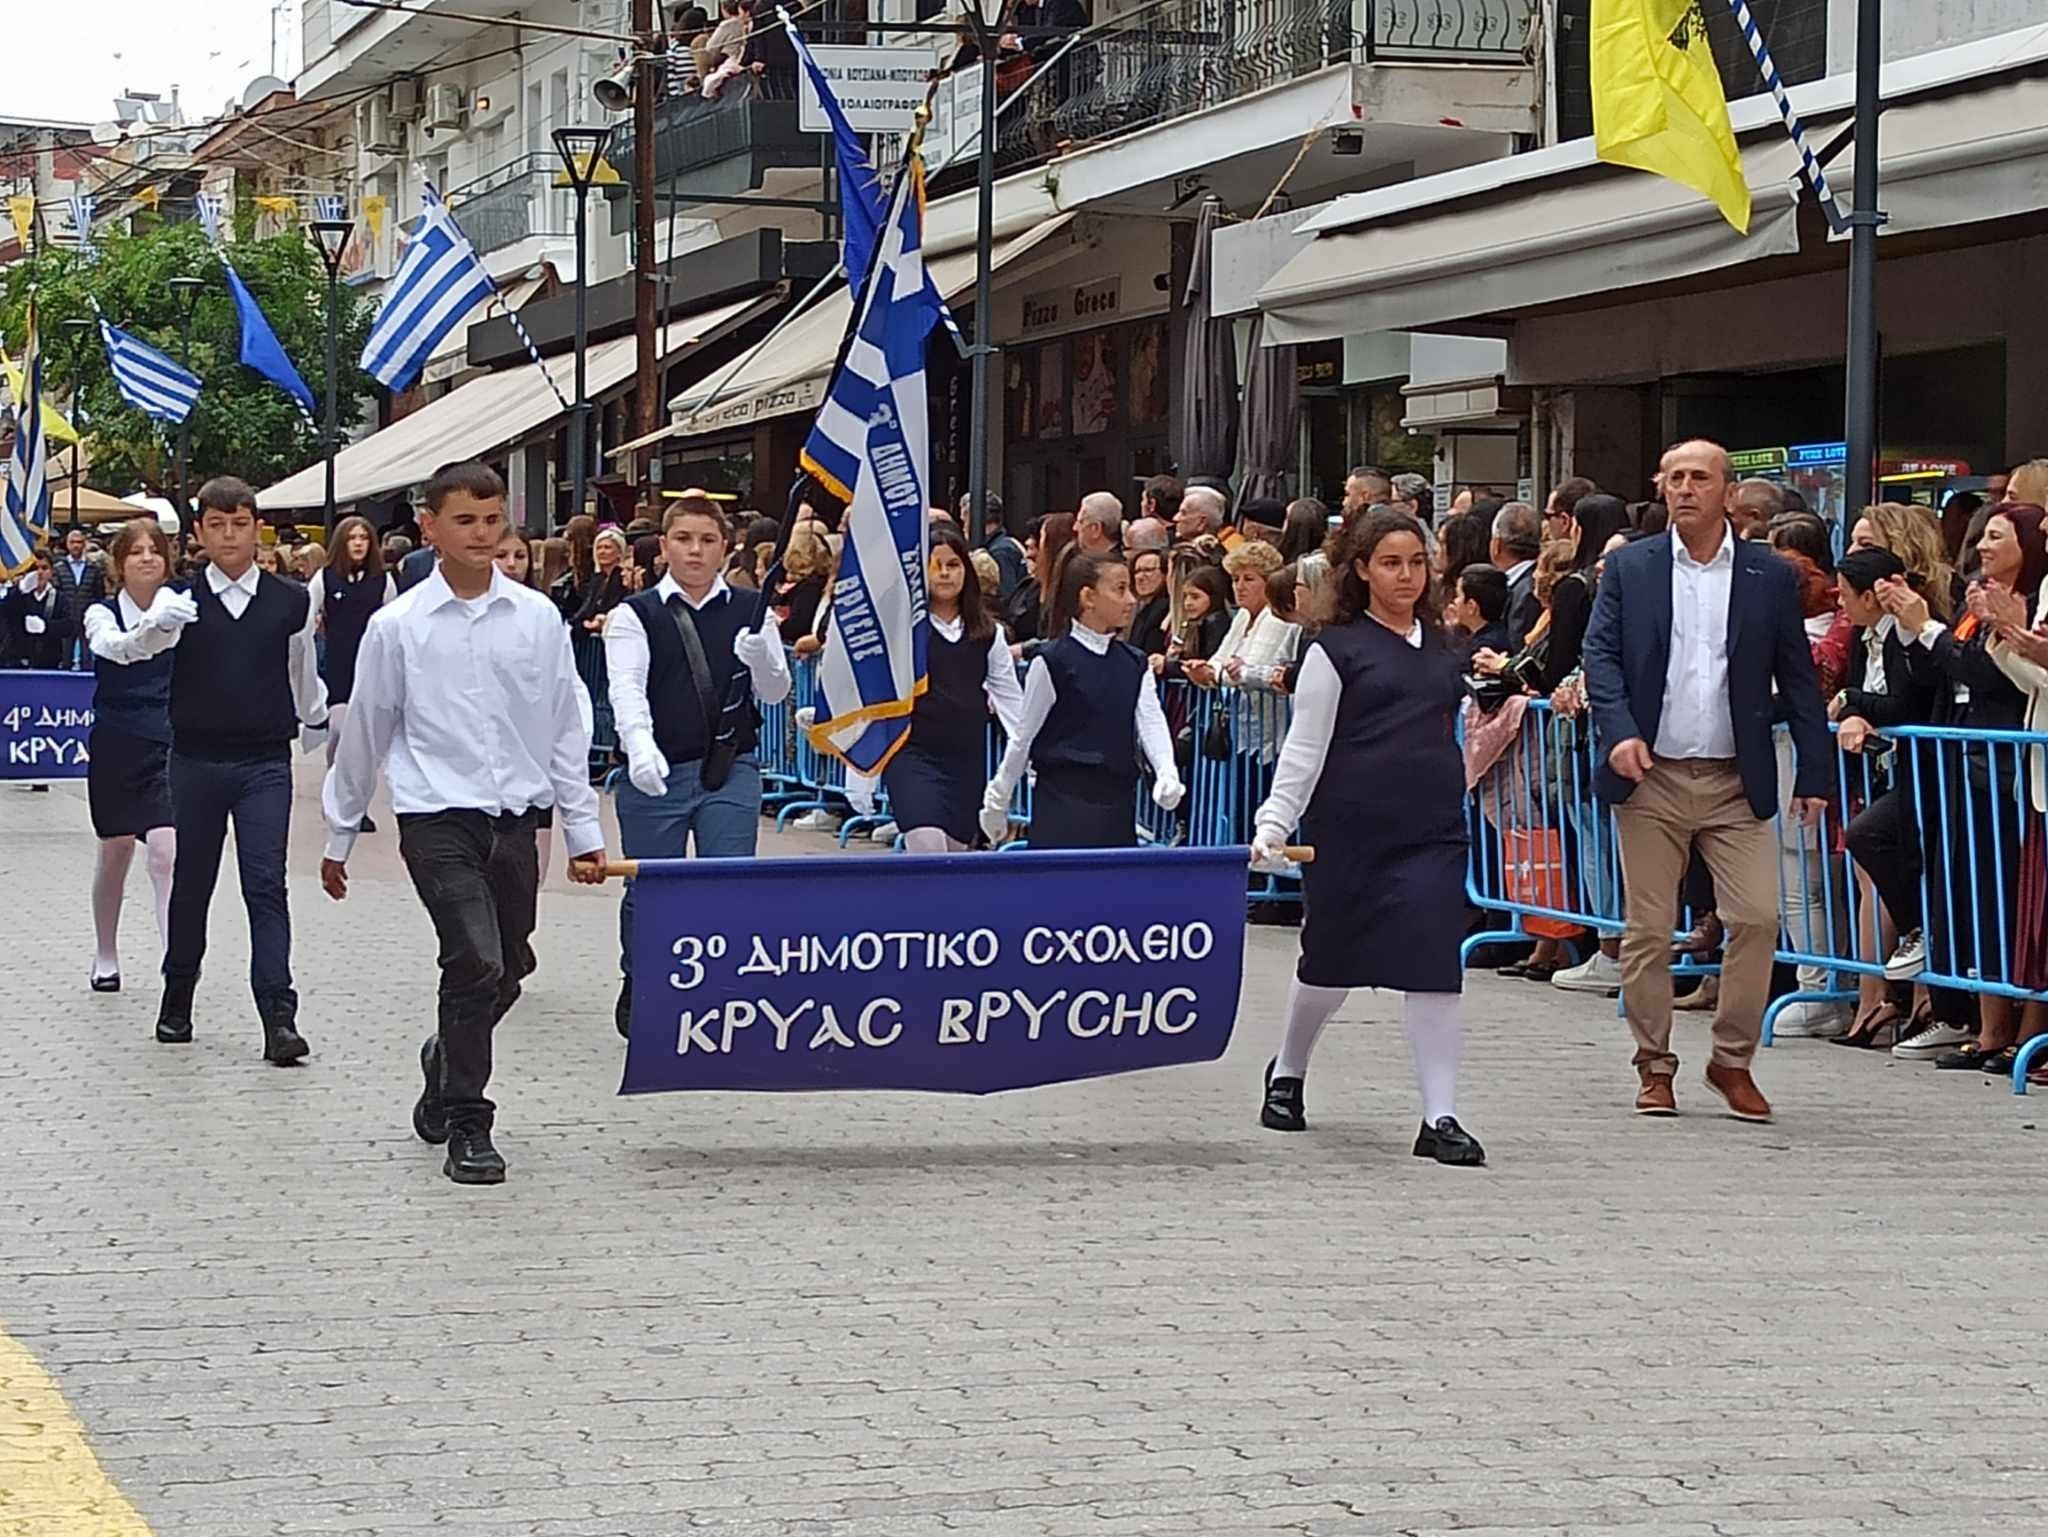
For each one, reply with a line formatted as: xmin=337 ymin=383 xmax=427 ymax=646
xmin=625 ymin=737 xmax=671 ymax=798
xmin=979 ymin=780 xmax=1012 ymax=845
xmin=299 ymin=723 xmax=329 ymax=758
xmin=148 ymin=590 xmax=199 ymax=632
xmin=1250 ymin=824 xmax=1290 ymax=870
xmin=734 ymin=625 xmax=772 ymax=670
xmin=795 ymin=706 xmax=817 ymax=730
xmin=1150 ymin=776 xmax=1185 ymax=812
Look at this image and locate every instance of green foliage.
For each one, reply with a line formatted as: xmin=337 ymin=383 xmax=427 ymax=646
xmin=0 ymin=222 xmax=375 ymax=493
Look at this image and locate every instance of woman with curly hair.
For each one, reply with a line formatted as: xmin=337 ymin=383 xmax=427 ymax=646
xmin=1848 ymin=502 xmax=1957 ymax=620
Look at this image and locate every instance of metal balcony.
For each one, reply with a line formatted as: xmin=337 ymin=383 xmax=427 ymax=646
xmin=606 ymin=77 xmax=814 ymax=210
xmin=446 ymin=156 xmax=571 ymax=256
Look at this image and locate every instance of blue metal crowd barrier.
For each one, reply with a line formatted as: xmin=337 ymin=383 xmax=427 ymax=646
xmin=1461 ymin=698 xmax=2048 ymax=1095
xmin=569 ymin=630 xmax=617 ymax=779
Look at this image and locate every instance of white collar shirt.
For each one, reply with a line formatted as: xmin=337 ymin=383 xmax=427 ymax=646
xmin=1653 ymin=522 xmax=1738 ymax=760
xmin=205 ymin=560 xmax=263 ymax=616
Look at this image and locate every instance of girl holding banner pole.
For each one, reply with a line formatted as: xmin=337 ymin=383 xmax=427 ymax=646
xmin=881 ymin=525 xmax=1024 ymax=851
xmin=1250 ymin=509 xmax=1485 ymax=1167
xmin=981 ymin=551 xmax=1184 ymax=850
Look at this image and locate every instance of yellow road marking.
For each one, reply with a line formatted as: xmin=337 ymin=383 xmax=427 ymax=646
xmin=0 ymin=1326 xmax=154 ymax=1537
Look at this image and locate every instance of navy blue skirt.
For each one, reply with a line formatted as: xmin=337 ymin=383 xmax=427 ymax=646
xmin=1028 ymin=764 xmax=1136 ymax=851
xmin=87 ymin=726 xmax=173 ymax=840
xmin=883 ymin=743 xmax=980 ymax=846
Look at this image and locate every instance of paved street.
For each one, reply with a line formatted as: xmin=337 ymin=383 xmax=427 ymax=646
xmin=3 ymin=761 xmax=2046 ymax=1537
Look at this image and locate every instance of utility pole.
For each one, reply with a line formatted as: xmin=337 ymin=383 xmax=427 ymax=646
xmin=632 ymin=0 xmax=661 ymax=488
xmin=1842 ymin=0 xmax=1884 ymax=517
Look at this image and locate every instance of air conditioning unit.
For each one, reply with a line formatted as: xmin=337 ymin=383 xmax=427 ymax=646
xmin=357 ymin=95 xmax=405 ymax=156
xmin=390 ymin=78 xmax=424 ymax=120
xmin=425 ymin=84 xmax=466 ymax=132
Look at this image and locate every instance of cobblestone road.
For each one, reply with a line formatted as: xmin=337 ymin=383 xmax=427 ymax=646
xmin=3 ymin=763 xmax=2045 ymax=1537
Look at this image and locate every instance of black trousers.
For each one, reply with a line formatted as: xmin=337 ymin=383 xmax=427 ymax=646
xmin=1846 ymin=782 xmax=1922 ymax=934
xmin=398 ymin=809 xmax=540 ymax=1130
xmin=163 ymin=751 xmax=296 ymax=1016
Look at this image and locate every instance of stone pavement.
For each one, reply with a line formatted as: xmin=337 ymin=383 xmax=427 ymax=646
xmin=2 ymin=762 xmax=2046 ymax=1537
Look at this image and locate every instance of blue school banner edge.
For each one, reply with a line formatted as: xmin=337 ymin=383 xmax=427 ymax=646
xmin=0 ymin=669 xmax=94 ymax=779
xmin=622 ymin=847 xmax=1250 ymax=1095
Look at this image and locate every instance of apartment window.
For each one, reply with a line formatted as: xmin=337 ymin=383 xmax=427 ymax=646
xmin=525 ymin=82 xmax=544 ymax=157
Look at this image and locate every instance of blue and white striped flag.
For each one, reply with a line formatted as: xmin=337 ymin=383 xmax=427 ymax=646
xmin=312 ymin=193 xmax=346 ymax=222
xmin=2 ymin=306 xmax=51 ymax=578
xmin=359 ymin=183 xmax=494 ymax=391
xmin=800 ymin=161 xmax=943 ymax=774
xmin=69 ymin=194 xmax=97 ymax=261
xmin=99 ymin=316 xmax=200 ymax=425
xmin=196 ymin=192 xmax=226 ymax=244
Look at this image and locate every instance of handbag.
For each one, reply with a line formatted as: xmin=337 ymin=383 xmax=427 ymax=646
xmin=667 ymin=598 xmax=743 ymax=792
xmin=1200 ymin=703 xmax=1233 ymax=762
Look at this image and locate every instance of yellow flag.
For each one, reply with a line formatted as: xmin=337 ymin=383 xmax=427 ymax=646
xmin=254 ymin=195 xmax=297 ymax=219
xmin=363 ymin=193 xmax=387 ymax=241
xmin=6 ymin=195 xmax=32 ymax=248
xmin=135 ymin=185 xmax=161 ymax=211
xmin=0 ymin=345 xmax=82 ymax=446
xmin=1591 ymin=0 xmax=1750 ymax=233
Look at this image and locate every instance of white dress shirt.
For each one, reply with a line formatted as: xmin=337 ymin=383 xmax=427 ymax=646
xmin=83 ymin=590 xmax=180 ymax=664
xmin=205 ymin=562 xmax=330 ymax=727
xmin=988 ymin=623 xmax=1178 ymax=798
xmin=1653 ymin=523 xmax=1738 ymax=761
xmin=1213 ymin=604 xmax=1302 ymax=681
xmin=603 ymin=573 xmax=792 ymax=762
xmin=321 ymin=567 xmax=603 ymax=863
xmin=1859 ymin=614 xmax=1897 ymax=698
xmin=1255 ymin=619 xmax=1419 ymax=839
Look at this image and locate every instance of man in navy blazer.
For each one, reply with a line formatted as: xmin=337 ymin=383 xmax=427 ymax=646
xmin=1582 ymin=439 xmax=1832 ymax=1125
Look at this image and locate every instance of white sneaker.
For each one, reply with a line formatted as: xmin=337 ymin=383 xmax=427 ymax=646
xmin=792 ymin=808 xmax=841 ymax=833
xmin=1883 ymin=929 xmax=1926 ymax=981
xmin=869 ymin=821 xmax=899 ymax=843
xmin=1891 ymin=1016 xmax=1973 ymax=1060
xmin=1551 ymin=951 xmax=1623 ymax=995
xmin=1773 ymin=1000 xmax=1851 ymax=1039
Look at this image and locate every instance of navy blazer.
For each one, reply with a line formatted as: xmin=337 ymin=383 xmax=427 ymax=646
xmin=1581 ymin=527 xmax=1833 ymax=819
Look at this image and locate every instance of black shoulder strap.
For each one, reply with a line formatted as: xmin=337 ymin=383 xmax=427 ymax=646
xmin=666 ymin=597 xmax=725 ymax=732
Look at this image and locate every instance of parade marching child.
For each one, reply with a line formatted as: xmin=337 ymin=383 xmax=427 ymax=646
xmin=1250 ymin=509 xmax=1485 ymax=1166
xmin=321 ymin=462 xmax=607 ymax=1186
xmin=881 ymin=524 xmax=1024 ymax=852
xmin=981 ymin=550 xmax=1184 ymax=850
xmin=80 ymin=519 xmax=194 ymax=993
xmin=155 ymin=477 xmax=331 ymax=1064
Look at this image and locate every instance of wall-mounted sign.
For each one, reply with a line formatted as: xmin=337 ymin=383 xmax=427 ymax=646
xmin=1020 ymin=276 xmax=1122 ymax=338
xmin=799 ymin=46 xmax=939 ymax=135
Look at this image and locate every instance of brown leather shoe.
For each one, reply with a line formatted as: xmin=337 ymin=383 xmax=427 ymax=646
xmin=1634 ymin=1070 xmax=1677 ymax=1116
xmin=1703 ymin=1062 xmax=1773 ymax=1122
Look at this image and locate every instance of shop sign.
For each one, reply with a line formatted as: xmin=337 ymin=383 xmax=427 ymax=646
xmin=797 ymin=46 xmax=937 ymax=135
xmin=1020 ymin=277 xmax=1122 ymax=338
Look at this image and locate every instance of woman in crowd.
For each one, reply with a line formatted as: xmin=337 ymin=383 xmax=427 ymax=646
xmin=495 ymin=529 xmax=537 ymax=587
xmin=1850 ymin=502 xmax=1956 ymax=620
xmin=308 ymin=516 xmax=396 ymax=836
xmin=554 ymin=513 xmax=598 ymax=618
xmin=293 ymin=541 xmax=326 ymax=585
xmin=774 ymin=522 xmax=832 ymax=646
xmin=575 ymin=528 xmax=630 ymax=632
xmin=1985 ymin=543 xmax=2048 ymax=1068
xmin=1009 ymin=512 xmax=1074 ymax=647
xmin=1197 ymin=541 xmax=1296 ymax=689
xmin=1251 ymin=509 xmax=1483 ymax=1166
xmin=1432 ymin=510 xmax=1492 ymax=616
xmin=882 ymin=526 xmax=1025 ymax=853
xmin=1126 ymin=546 xmax=1171 ymax=656
xmin=80 ymin=520 xmax=190 ymax=993
xmin=254 ymin=543 xmax=286 ymax=578
xmin=1880 ymin=502 xmax=2048 ymax=1070
xmin=1278 ymin=497 xmax=1330 ymax=565
xmin=981 ymin=551 xmax=1184 ymax=849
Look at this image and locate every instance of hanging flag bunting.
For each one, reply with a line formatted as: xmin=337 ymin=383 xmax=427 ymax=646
xmin=313 ymin=194 xmax=347 ymax=222
xmin=253 ymin=195 xmax=298 ymax=220
xmin=359 ymin=183 xmax=497 ymax=391
xmin=800 ymin=157 xmax=943 ymax=773
xmin=221 ymin=259 xmax=316 ymax=417
xmin=134 ymin=186 xmax=161 ymax=211
xmin=196 ymin=192 xmax=227 ymax=243
xmin=69 ymin=195 xmax=97 ymax=261
xmin=98 ymin=316 xmax=201 ymax=425
xmin=2 ymin=306 xmax=52 ymax=577
xmin=6 ymin=196 xmax=33 ymax=250
xmin=1 ymin=342 xmax=83 ymax=446
xmin=362 ymin=194 xmax=387 ymax=242
xmin=1591 ymin=0 xmax=1750 ymax=233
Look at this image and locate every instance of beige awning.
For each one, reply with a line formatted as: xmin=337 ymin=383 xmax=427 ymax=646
xmin=1255 ymin=134 xmax=1808 ymax=345
xmin=625 ymin=213 xmax=1079 ymax=454
xmin=1825 ymin=70 xmax=2048 ymax=241
xmin=257 ymin=289 xmax=781 ymax=511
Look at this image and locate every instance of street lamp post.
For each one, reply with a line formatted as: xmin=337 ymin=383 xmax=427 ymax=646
xmin=168 ymin=275 xmax=205 ymax=527
xmin=62 ymin=316 xmax=94 ymax=534
xmin=961 ymin=0 xmax=1003 ymax=547
xmin=554 ymin=124 xmax=614 ymax=527
xmin=308 ymin=216 xmax=354 ymax=535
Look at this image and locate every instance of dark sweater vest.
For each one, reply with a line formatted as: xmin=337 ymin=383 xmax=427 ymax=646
xmin=1033 ymin=633 xmax=1144 ymax=774
xmin=170 ymin=572 xmax=310 ymax=762
xmin=627 ymin=586 xmax=758 ymax=765
xmin=321 ymin=570 xmax=382 ymax=700
xmin=91 ymin=597 xmax=174 ymax=744
xmin=909 ymin=626 xmax=991 ymax=759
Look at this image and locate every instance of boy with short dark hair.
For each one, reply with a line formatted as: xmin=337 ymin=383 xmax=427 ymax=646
xmin=155 ymin=476 xmax=330 ymax=1063
xmin=321 ymin=460 xmax=607 ymax=1185
xmin=1450 ymin=563 xmax=1511 ymax=658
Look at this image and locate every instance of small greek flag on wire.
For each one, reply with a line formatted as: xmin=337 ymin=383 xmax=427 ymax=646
xmin=2 ymin=306 xmax=51 ymax=578
xmin=99 ymin=316 xmax=200 ymax=425
xmin=313 ymin=193 xmax=346 ymax=222
xmin=69 ymin=194 xmax=97 ymax=261
xmin=800 ymin=160 xmax=943 ymax=774
xmin=196 ymin=191 xmax=226 ymax=244
xmin=359 ymin=183 xmax=495 ymax=391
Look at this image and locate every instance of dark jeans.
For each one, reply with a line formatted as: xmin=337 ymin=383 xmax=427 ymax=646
xmin=164 ymin=752 xmax=296 ymax=1016
xmin=399 ymin=809 xmax=540 ymax=1131
xmin=1846 ymin=783 xmax=1922 ymax=933
xmin=615 ymin=755 xmax=761 ymax=979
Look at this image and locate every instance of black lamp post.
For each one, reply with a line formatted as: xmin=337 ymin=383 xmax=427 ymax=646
xmin=308 ymin=216 xmax=354 ymax=535
xmin=61 ymin=316 xmax=94 ymax=534
xmin=168 ymin=274 xmax=205 ymax=527
xmin=553 ymin=124 xmax=614 ymax=526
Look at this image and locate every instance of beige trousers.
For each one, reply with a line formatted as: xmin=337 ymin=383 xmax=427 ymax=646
xmin=1615 ymin=758 xmax=1779 ymax=1074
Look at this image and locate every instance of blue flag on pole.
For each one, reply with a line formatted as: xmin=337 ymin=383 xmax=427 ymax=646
xmin=222 ymin=259 xmax=315 ymax=418
xmin=781 ymin=6 xmax=887 ymax=296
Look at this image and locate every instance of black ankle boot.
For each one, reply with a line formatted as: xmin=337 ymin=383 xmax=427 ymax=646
xmin=444 ymin=1123 xmax=507 ymax=1185
xmin=261 ymin=1005 xmax=310 ymax=1066
xmin=156 ymin=975 xmax=196 ymax=1044
xmin=413 ymin=1037 xmax=448 ymax=1145
xmin=1260 ymin=1057 xmax=1307 ymax=1132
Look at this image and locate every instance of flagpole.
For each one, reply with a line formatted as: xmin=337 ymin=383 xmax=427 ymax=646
xmin=1843 ymin=0 xmax=1883 ymax=518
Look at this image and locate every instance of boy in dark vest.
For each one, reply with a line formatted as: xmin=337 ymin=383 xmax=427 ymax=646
xmin=155 ymin=477 xmax=330 ymax=1063
xmin=604 ymin=497 xmax=789 ymax=1035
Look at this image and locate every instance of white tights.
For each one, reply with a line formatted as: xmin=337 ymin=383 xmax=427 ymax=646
xmin=1274 ymin=980 xmax=1464 ymax=1125
xmin=902 ymin=827 xmax=967 ymax=853
xmin=92 ymin=829 xmax=176 ymax=979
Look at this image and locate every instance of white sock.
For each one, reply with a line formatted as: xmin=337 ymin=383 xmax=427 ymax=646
xmin=91 ymin=838 xmax=135 ymax=977
xmin=902 ymin=827 xmax=963 ymax=853
xmin=1402 ymin=990 xmax=1463 ymax=1126
xmin=1275 ymin=980 xmax=1347 ymax=1078
xmin=143 ymin=827 xmax=176 ymax=956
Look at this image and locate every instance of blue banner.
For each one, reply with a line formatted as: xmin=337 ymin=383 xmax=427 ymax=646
xmin=622 ymin=848 xmax=1249 ymax=1094
xmin=0 ymin=669 xmax=94 ymax=779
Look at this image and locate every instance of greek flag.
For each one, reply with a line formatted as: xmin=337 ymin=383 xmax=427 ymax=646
xmin=100 ymin=317 xmax=200 ymax=425
xmin=313 ymin=193 xmax=346 ymax=222
xmin=2 ymin=307 xmax=50 ymax=577
xmin=800 ymin=164 xmax=943 ymax=774
xmin=69 ymin=194 xmax=97 ymax=261
xmin=360 ymin=183 xmax=494 ymax=390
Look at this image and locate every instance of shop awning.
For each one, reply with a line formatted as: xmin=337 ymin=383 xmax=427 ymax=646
xmin=621 ymin=213 xmax=1079 ymax=455
xmin=421 ymin=274 xmax=547 ymax=386
xmin=257 ymin=290 xmax=781 ymax=512
xmin=1826 ymin=70 xmax=2048 ymax=241
xmin=1254 ymin=134 xmax=1807 ymax=346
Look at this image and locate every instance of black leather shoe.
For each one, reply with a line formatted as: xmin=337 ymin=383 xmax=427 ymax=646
xmin=1412 ymin=1116 xmax=1486 ymax=1167
xmin=156 ymin=976 xmax=196 ymax=1044
xmin=615 ymin=976 xmax=632 ymax=1040
xmin=262 ymin=1015 xmax=311 ymax=1066
xmin=444 ymin=1124 xmax=507 ymax=1185
xmin=412 ymin=1037 xmax=448 ymax=1145
xmin=90 ymin=972 xmax=121 ymax=993
xmin=1260 ymin=1057 xmax=1307 ymax=1132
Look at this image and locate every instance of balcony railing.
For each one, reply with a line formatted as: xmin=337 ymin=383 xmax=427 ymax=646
xmin=1366 ymin=0 xmax=1536 ymax=63
xmin=447 ymin=155 xmax=571 ymax=256
xmin=608 ymin=75 xmax=811 ymax=197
